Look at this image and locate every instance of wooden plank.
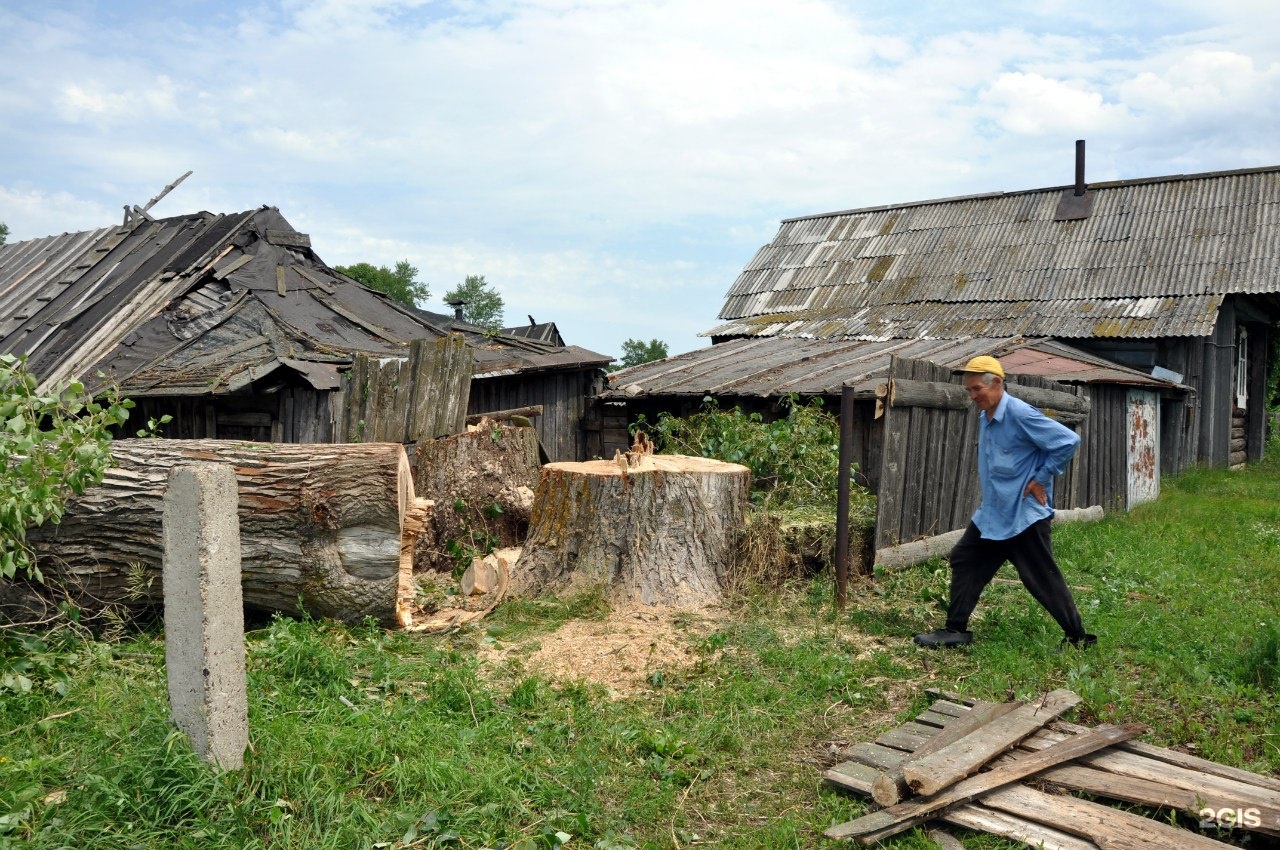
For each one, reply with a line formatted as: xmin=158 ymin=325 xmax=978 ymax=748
xmin=840 ymin=742 xmax=910 ymax=772
xmin=827 ymin=723 xmax=1145 ymax=843
xmin=1051 ymin=719 xmax=1280 ymax=793
xmin=875 ymin=721 xmax=935 ymax=752
xmin=901 ymin=689 xmax=1082 ymax=796
xmin=872 ymin=700 xmax=1022 ymax=805
xmin=926 ymin=828 xmax=967 ymax=850
xmin=1027 ymin=761 xmax=1280 ymax=837
xmin=1026 ymin=726 xmax=1280 ymax=810
xmin=276 ymin=264 xmax=287 ymax=296
xmin=980 ymin=783 xmax=1236 ymax=850
xmin=826 ymin=761 xmax=1100 ymax=850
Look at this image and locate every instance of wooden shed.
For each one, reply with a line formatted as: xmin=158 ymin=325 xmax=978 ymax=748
xmin=0 ymin=206 xmax=610 ymax=459
xmin=600 ymin=336 xmax=1182 ymax=547
xmin=705 ymin=162 xmax=1280 ymax=471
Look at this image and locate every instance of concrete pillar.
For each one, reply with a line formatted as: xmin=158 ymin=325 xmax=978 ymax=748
xmin=163 ymin=463 xmax=248 ymax=770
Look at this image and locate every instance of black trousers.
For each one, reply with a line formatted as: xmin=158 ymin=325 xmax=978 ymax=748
xmin=945 ymin=519 xmax=1086 ymax=639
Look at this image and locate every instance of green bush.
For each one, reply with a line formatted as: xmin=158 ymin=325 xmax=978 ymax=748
xmin=636 ymin=395 xmax=866 ymax=511
xmin=0 ymin=355 xmax=131 ymax=581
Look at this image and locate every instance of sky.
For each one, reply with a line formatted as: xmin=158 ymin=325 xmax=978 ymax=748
xmin=2 ymin=0 xmax=1280 ymax=362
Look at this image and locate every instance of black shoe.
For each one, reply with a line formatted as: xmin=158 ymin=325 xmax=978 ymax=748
xmin=1061 ymin=633 xmax=1098 ymax=649
xmin=914 ymin=628 xmax=973 ymax=648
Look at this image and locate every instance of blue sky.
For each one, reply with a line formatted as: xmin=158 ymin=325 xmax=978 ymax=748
xmin=3 ymin=0 xmax=1279 ymax=360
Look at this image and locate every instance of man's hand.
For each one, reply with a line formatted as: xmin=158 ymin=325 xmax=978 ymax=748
xmin=1024 ymin=480 xmax=1047 ymax=506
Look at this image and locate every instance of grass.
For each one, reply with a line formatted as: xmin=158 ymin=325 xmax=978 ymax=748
xmin=2 ymin=445 xmax=1280 ymax=849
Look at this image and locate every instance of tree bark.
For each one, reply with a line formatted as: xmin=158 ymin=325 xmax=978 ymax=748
xmin=513 ymin=452 xmax=750 ymax=605
xmin=28 ymin=439 xmax=423 ymax=625
xmin=412 ymin=422 xmax=542 ymax=573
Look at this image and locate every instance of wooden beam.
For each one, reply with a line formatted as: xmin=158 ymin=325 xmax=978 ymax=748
xmin=871 ymin=700 xmax=1022 ymax=805
xmin=827 ymin=723 xmax=1145 ymax=843
xmin=900 ymin=689 xmax=1082 ymax=796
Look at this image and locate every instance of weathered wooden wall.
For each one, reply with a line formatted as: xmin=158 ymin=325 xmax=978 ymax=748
xmin=128 ymin=392 xmax=342 ymax=443
xmin=872 ymin=357 xmax=1097 ymax=549
xmin=469 ymin=368 xmax=605 ymax=462
xmin=338 ymin=336 xmax=473 ymax=444
xmin=125 ymin=336 xmax=472 ymax=445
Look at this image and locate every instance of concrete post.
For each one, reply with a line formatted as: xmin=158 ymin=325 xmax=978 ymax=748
xmin=163 ymin=463 xmax=248 ymax=770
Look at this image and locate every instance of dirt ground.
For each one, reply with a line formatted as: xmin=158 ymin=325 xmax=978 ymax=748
xmin=478 ymin=603 xmax=727 ymax=697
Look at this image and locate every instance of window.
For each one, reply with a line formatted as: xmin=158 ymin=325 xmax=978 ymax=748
xmin=1235 ymin=326 xmax=1249 ymax=410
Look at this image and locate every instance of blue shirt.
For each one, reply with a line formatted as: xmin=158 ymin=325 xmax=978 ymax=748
xmin=972 ymin=391 xmax=1080 ymax=541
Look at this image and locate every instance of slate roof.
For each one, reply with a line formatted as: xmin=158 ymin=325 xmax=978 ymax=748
xmin=0 ymin=207 xmax=610 ymax=395
xmin=604 ymin=336 xmax=1179 ymax=399
xmin=706 ymin=165 xmax=1280 ymax=341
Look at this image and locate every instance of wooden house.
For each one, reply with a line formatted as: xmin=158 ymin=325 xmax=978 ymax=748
xmin=0 ymin=206 xmax=610 ymax=459
xmin=704 ymin=162 xmax=1280 ymax=472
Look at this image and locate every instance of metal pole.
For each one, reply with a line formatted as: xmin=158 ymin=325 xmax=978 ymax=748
xmin=835 ymin=383 xmax=855 ymax=609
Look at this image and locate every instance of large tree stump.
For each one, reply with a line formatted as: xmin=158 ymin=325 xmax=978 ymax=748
xmin=513 ymin=447 xmax=750 ymax=605
xmin=413 ymin=421 xmax=542 ymax=573
xmin=27 ymin=439 xmax=428 ymax=626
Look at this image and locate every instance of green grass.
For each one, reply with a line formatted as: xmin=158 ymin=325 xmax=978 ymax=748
xmin=3 ymin=446 xmax=1280 ymax=849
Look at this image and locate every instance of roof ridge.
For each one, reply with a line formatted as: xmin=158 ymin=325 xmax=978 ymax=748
xmin=782 ymin=163 xmax=1280 ymax=223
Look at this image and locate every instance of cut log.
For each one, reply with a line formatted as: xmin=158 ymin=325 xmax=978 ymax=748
xmin=901 ymin=689 xmax=1081 ymax=796
xmin=871 ymin=699 xmax=1022 ymax=805
xmin=513 ymin=448 xmax=750 ymax=605
xmin=28 ymin=439 xmax=424 ymax=625
xmin=413 ymin=422 xmax=542 ymax=573
xmin=462 ymin=555 xmax=499 ymax=596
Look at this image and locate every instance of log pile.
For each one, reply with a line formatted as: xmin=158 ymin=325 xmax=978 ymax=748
xmin=25 ymin=439 xmax=429 ymax=626
xmin=825 ymin=689 xmax=1280 ymax=848
xmin=513 ymin=435 xmax=750 ymax=606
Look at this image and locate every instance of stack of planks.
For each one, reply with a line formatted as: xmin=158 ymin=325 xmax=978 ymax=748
xmin=825 ymin=689 xmax=1280 ymax=849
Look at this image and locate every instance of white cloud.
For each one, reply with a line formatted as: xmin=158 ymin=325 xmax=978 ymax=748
xmin=4 ymin=0 xmax=1280 ymax=355
xmin=982 ymin=73 xmax=1129 ymax=135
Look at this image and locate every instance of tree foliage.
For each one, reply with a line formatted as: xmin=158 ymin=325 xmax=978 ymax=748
xmin=637 ymin=395 xmax=859 ymax=510
xmin=0 ymin=221 xmax=8 ymax=244
xmin=335 ymin=260 xmax=429 ymax=307
xmin=443 ymin=274 xmax=505 ymax=331
xmin=613 ymin=338 xmax=669 ymax=371
xmin=0 ymin=355 xmax=132 ymax=581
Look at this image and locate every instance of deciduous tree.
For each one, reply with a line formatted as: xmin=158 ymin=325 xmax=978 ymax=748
xmin=612 ymin=338 xmax=669 ymax=370
xmin=443 ymin=275 xmax=505 ymax=331
xmin=335 ymin=260 xmax=429 ymax=307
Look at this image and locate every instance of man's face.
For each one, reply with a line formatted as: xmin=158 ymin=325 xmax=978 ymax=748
xmin=963 ymin=373 xmax=1003 ymax=415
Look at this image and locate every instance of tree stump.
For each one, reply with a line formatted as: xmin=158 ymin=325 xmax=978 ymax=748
xmin=513 ymin=444 xmax=750 ymax=605
xmin=413 ymin=420 xmax=541 ymax=573
xmin=27 ymin=439 xmax=429 ymax=626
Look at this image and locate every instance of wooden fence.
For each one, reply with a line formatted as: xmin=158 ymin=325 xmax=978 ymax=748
xmin=337 ymin=335 xmax=473 ymax=444
xmin=872 ymin=356 xmax=1093 ymax=550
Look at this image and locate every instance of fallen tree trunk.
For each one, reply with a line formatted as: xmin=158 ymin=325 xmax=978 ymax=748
xmin=29 ymin=439 xmax=425 ymax=625
xmin=514 ymin=448 xmax=750 ymax=605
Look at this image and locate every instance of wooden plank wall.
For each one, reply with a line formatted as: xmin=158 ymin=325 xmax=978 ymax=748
xmin=873 ymin=357 xmax=1100 ymax=549
xmin=338 ymin=336 xmax=473 ymax=444
xmin=127 ymin=393 xmax=339 ymax=443
xmin=468 ymin=368 xmax=606 ymax=462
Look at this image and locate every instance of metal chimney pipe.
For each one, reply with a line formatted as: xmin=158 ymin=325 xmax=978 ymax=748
xmin=1074 ymin=139 xmax=1086 ymax=197
xmin=446 ymin=299 xmax=466 ymax=321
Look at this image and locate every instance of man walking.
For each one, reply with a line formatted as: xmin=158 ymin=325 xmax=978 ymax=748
xmin=914 ymin=355 xmax=1097 ymax=649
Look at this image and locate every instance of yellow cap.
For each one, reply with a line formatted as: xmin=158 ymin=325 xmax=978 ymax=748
xmin=957 ymin=355 xmax=1005 ymax=378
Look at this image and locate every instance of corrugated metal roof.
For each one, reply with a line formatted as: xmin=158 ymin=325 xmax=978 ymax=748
xmin=0 ymin=207 xmax=609 ymax=395
xmin=709 ymin=166 xmax=1280 ymax=340
xmin=604 ymin=337 xmax=1177 ymax=399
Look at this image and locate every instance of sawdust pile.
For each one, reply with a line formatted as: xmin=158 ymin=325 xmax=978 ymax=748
xmin=481 ymin=604 xmax=725 ymax=697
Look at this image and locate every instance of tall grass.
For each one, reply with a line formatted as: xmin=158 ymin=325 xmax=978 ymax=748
xmin=1 ymin=447 xmax=1278 ymax=848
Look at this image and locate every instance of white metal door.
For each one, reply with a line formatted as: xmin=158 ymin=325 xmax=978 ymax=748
xmin=1127 ymin=389 xmax=1160 ymax=508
